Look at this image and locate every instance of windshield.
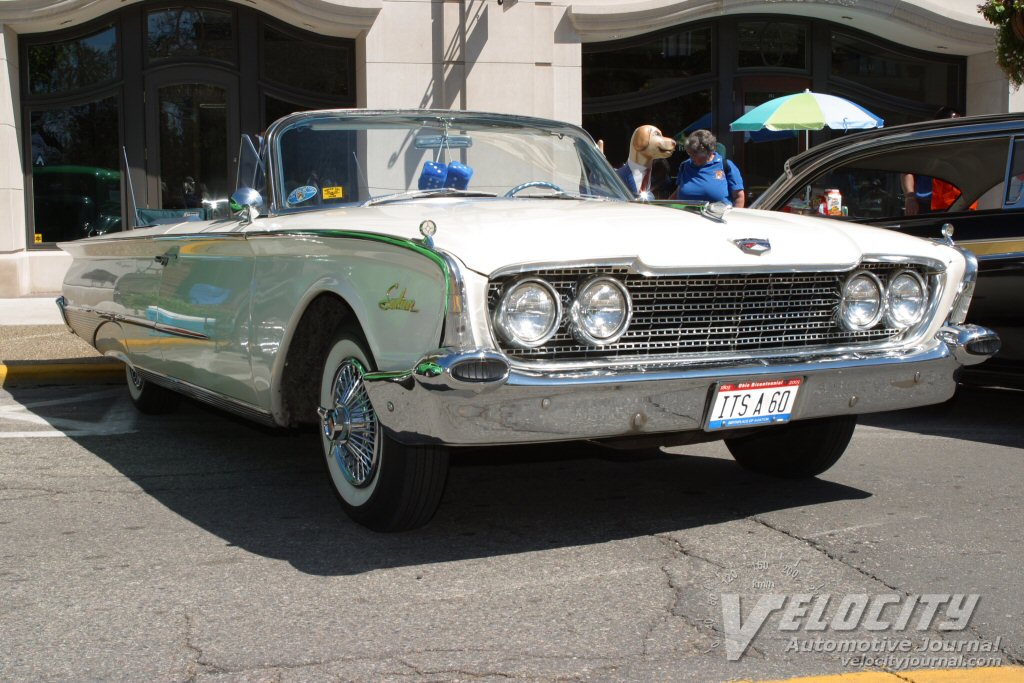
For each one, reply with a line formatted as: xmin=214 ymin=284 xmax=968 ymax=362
xmin=267 ymin=111 xmax=630 ymax=211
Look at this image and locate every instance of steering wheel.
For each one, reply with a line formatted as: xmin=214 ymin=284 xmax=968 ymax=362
xmin=504 ymin=181 xmax=564 ymax=198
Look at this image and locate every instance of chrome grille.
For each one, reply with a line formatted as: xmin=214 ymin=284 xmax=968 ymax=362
xmin=487 ymin=263 xmax=934 ymax=361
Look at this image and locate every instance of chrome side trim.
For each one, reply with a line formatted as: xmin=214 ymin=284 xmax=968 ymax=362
xmin=135 ymin=367 xmax=277 ymax=427
xmin=977 ymin=251 xmax=1024 ymax=261
xmin=61 ymin=304 xmax=210 ymax=340
xmin=55 ymin=296 xmax=72 ymax=330
xmin=59 ymin=230 xmax=247 ymax=246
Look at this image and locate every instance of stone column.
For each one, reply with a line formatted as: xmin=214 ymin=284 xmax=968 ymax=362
xmin=0 ymin=24 xmax=27 ymax=296
xmin=362 ymin=0 xmax=582 ymax=123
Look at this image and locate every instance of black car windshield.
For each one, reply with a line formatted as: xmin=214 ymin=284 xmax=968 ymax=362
xmin=267 ymin=111 xmax=631 ymax=211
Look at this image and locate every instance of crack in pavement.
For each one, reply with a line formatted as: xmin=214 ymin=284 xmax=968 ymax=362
xmin=0 ymin=485 xmax=67 ymax=495
xmin=750 ymin=514 xmax=902 ymax=592
xmin=396 ymin=659 xmax=515 ymax=680
xmin=643 ymin=534 xmax=769 ymax=661
xmin=655 ymin=533 xmax=726 ymax=570
xmin=750 ymin=515 xmax=1024 ymax=667
xmin=183 ymin=612 xmax=227 ymax=681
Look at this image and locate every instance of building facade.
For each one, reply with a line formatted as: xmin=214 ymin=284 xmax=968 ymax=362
xmin=0 ymin=0 xmax=1017 ymax=295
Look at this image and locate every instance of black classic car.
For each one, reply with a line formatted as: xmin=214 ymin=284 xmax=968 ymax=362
xmin=32 ymin=165 xmax=122 ymax=242
xmin=754 ymin=113 xmax=1023 ymax=387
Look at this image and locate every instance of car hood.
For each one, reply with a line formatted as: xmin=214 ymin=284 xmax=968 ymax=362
xmin=255 ymin=199 xmax=946 ymax=276
xmin=78 ymin=198 xmax=952 ymax=276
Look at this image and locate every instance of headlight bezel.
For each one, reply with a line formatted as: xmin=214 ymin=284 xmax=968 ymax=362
xmin=569 ymin=276 xmax=633 ymax=345
xmin=493 ymin=276 xmax=562 ymax=348
xmin=839 ymin=270 xmax=885 ymax=331
xmin=883 ymin=269 xmax=928 ymax=329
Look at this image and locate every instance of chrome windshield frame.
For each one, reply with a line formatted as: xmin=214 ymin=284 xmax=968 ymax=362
xmin=260 ymin=109 xmax=631 ymax=216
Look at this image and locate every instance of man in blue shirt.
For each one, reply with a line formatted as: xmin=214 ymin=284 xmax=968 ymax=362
xmin=669 ymin=129 xmax=745 ymax=207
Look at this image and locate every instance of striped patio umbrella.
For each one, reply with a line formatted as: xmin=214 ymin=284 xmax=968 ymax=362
xmin=730 ymin=90 xmax=883 ymax=147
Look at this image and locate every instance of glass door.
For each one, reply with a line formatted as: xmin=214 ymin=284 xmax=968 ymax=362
xmin=144 ymin=69 xmax=239 ymax=221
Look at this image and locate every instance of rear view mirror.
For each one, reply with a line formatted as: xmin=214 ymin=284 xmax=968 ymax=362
xmin=414 ymin=134 xmax=473 ymax=150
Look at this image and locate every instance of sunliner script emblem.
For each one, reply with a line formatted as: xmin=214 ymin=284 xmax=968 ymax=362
xmin=732 ymin=238 xmax=771 ymax=255
xmin=379 ymin=283 xmax=419 ymax=312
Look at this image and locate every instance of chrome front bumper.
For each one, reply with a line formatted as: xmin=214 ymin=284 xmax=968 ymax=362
xmin=364 ymin=325 xmax=999 ymax=446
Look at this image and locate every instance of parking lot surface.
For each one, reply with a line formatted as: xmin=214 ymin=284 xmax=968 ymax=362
xmin=1 ymin=383 xmax=1021 ymax=682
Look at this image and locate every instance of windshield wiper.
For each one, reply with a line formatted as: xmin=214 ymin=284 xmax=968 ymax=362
xmin=362 ymin=188 xmax=498 ymax=206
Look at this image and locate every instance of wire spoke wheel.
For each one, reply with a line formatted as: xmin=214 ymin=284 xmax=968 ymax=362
xmin=320 ymin=358 xmax=381 ymax=487
xmin=318 ymin=331 xmax=450 ymax=531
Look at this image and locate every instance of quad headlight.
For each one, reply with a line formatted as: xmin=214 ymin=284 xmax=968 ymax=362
xmin=884 ymin=270 xmax=928 ymax=329
xmin=494 ymin=278 xmax=561 ymax=348
xmin=569 ymin=277 xmax=632 ymax=345
xmin=840 ymin=268 xmax=929 ymax=332
xmin=839 ymin=271 xmax=884 ymax=331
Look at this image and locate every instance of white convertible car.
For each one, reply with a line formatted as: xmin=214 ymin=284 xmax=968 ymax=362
xmin=58 ymin=110 xmax=999 ymax=531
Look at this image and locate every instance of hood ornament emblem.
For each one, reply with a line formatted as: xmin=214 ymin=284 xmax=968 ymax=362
xmin=732 ymin=238 xmax=771 ymax=256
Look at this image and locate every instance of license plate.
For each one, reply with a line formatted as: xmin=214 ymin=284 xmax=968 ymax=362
xmin=705 ymin=378 xmax=802 ymax=431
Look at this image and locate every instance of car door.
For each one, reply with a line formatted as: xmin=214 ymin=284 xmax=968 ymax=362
xmin=151 ymin=232 xmax=258 ymax=404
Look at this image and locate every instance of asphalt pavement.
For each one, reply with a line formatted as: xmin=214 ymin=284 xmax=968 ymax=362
xmin=2 ymin=295 xmax=1023 ymax=681
xmin=0 ymin=296 xmax=123 ymax=386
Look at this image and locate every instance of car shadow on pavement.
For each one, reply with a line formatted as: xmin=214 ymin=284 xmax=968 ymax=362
xmin=36 ymin=392 xmax=871 ymax=577
xmin=860 ymin=385 xmax=1024 ymax=449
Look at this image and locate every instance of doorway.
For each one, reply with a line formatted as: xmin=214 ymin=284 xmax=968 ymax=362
xmin=144 ymin=69 xmax=239 ymax=218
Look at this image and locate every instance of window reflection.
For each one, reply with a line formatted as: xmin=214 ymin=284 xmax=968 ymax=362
xmin=1006 ymin=139 xmax=1024 ymax=206
xmin=30 ymin=97 xmax=121 ymax=243
xmin=264 ymin=95 xmax=318 ymax=130
xmin=583 ymin=27 xmax=712 ymax=100
xmin=27 ymin=26 xmax=118 ymax=94
xmin=21 ymin=5 xmax=357 ymax=249
xmin=831 ymin=31 xmax=960 ymax=107
xmin=738 ymin=22 xmax=806 ymax=70
xmin=147 ymin=7 xmax=234 ymax=62
xmin=158 ymin=85 xmax=228 ymax=214
xmin=263 ymin=25 xmax=353 ymax=98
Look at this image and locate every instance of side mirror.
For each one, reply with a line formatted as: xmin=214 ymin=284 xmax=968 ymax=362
xmin=230 ymin=187 xmax=264 ymax=224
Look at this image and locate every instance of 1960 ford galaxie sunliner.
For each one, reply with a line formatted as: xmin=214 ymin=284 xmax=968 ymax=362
xmin=58 ymin=110 xmax=999 ymax=531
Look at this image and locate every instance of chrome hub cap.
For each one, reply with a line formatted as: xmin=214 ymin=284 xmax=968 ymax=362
xmin=127 ymin=366 xmax=144 ymax=390
xmin=319 ymin=358 xmax=380 ymax=487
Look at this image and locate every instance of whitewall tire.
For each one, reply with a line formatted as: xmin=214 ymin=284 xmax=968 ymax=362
xmin=125 ymin=365 xmax=180 ymax=414
xmin=318 ymin=333 xmax=449 ymax=531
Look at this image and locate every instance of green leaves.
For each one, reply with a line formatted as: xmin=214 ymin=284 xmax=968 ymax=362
xmin=979 ymin=0 xmax=1024 ymax=88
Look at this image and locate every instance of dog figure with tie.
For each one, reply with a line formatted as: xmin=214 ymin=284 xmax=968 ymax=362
xmin=615 ymin=125 xmax=677 ymax=200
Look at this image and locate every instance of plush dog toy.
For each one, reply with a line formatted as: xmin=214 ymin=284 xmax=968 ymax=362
xmin=616 ymin=125 xmax=677 ymax=199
